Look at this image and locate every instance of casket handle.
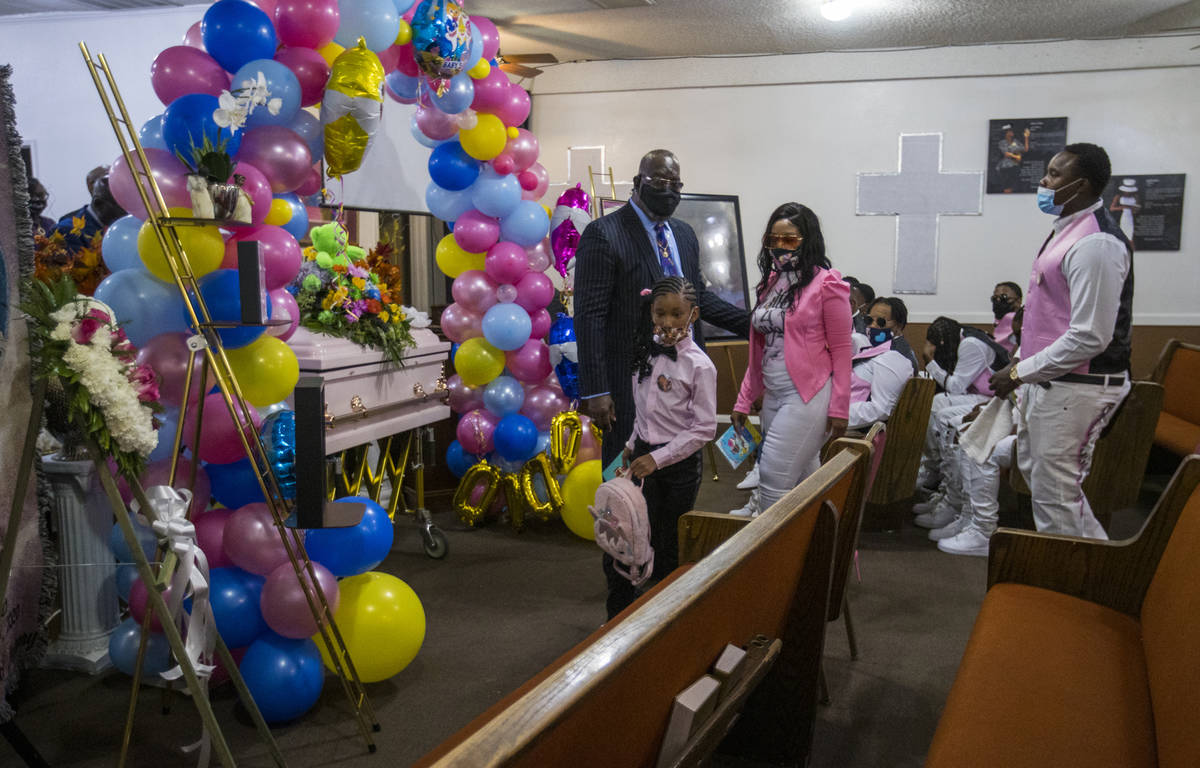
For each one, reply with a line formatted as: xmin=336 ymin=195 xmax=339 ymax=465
xmin=350 ymin=395 xmax=368 ymax=419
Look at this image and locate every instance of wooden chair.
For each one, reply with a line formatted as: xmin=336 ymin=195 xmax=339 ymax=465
xmin=415 ymin=447 xmax=869 ymax=768
xmin=1010 ymin=379 xmax=1164 ymax=531
xmin=1149 ymin=339 xmax=1200 ymax=457
xmin=862 ymin=377 xmax=936 ymax=531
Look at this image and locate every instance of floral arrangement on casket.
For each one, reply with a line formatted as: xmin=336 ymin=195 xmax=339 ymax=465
xmin=22 ymin=275 xmax=161 ymax=477
xmin=291 ymin=221 xmax=428 ymax=366
xmin=33 ymin=224 xmax=108 ymax=296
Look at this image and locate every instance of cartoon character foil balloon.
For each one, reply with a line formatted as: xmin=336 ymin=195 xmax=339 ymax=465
xmin=322 ymin=39 xmax=385 ymax=177
xmin=411 ymin=0 xmax=471 ymax=96
xmin=548 ymin=312 xmax=579 ymax=402
xmin=549 ymin=183 xmax=591 ymax=280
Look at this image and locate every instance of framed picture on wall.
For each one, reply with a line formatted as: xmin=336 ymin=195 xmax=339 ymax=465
xmin=1101 ymin=173 xmax=1186 ymax=251
xmin=597 ymin=194 xmax=751 ymax=340
xmin=986 ymin=117 xmax=1068 ymax=194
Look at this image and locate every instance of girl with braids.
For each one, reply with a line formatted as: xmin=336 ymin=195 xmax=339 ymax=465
xmin=604 ymin=275 xmax=716 ymax=618
xmin=730 ymin=203 xmax=853 ymax=517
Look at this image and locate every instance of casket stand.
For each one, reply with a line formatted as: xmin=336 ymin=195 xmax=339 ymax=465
xmin=287 ymin=325 xmax=453 ymax=558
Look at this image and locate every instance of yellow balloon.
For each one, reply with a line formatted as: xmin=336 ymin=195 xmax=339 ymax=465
xmin=454 ymin=337 xmax=506 ymax=387
xmin=137 ymin=207 xmax=224 ymax=282
xmin=506 ymin=126 xmax=520 ymax=140
xmin=560 ymin=460 xmax=602 ymax=540
xmin=316 ymin=41 xmax=345 ymax=67
xmin=434 ymin=234 xmax=484 ymax=277
xmin=323 ymin=39 xmax=385 ymax=177
xmin=263 ymin=198 xmax=292 ymax=226
xmin=224 ymin=336 xmax=300 ymax=407
xmin=458 ymin=113 xmax=507 ymax=161
xmin=395 ymin=20 xmax=412 ymax=46
xmin=467 ymin=58 xmax=491 ymax=80
xmin=316 ymin=571 xmax=425 ymax=683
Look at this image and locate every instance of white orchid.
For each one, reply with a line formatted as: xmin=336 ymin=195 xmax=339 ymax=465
xmin=212 ymin=71 xmax=282 ymax=133
xmin=212 ymin=90 xmax=248 ymax=131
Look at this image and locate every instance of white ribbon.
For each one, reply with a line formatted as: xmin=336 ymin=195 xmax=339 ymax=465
xmin=549 ymin=340 xmax=578 ymax=368
xmin=140 ymin=485 xmax=215 ymax=768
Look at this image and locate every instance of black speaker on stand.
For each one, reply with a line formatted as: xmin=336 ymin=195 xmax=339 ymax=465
xmin=289 ymin=376 xmax=364 ymax=529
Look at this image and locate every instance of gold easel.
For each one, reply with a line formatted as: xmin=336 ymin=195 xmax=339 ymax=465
xmin=586 ymin=165 xmax=618 ymax=219
xmin=79 ymin=42 xmax=380 ymax=764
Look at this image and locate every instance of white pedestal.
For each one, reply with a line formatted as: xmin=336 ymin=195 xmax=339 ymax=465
xmin=40 ymin=456 xmax=119 ymax=674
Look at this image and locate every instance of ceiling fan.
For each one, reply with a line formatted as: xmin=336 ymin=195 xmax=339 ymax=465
xmin=496 ymin=52 xmax=559 ymax=78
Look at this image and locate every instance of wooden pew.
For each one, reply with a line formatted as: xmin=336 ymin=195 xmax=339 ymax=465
xmin=1149 ymin=339 xmax=1200 ymax=457
xmin=414 ymin=446 xmax=869 ymax=768
xmin=863 ymin=377 xmax=936 ymax=531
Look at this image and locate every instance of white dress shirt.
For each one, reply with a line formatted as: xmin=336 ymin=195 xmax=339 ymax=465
xmin=926 ymin=336 xmax=994 ymax=395
xmin=849 ymin=349 xmax=914 ymax=429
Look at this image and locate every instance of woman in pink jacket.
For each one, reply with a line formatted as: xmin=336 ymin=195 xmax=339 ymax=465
xmin=731 ymin=202 xmax=853 ymax=516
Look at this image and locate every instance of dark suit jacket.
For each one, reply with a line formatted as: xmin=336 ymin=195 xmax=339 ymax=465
xmin=574 ymin=202 xmax=749 ymax=464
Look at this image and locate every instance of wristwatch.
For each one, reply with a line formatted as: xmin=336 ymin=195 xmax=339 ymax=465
xmin=1009 ymin=366 xmax=1022 ymax=384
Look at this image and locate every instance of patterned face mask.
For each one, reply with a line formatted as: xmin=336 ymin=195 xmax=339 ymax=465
xmin=653 ymin=325 xmax=690 ymax=347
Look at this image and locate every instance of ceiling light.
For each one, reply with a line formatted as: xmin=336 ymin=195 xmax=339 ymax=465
xmin=820 ymin=0 xmax=853 ymax=22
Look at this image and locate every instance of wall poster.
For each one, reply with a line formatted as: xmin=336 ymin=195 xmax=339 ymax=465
xmin=986 ymin=117 xmax=1068 ymax=194
xmin=1102 ymin=174 xmax=1186 ymax=251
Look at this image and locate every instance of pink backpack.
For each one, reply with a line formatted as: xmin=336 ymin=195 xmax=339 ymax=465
xmin=590 ymin=475 xmax=654 ymax=587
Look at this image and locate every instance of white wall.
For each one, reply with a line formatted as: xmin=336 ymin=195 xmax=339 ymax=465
xmin=529 ymin=38 xmax=1200 ymax=325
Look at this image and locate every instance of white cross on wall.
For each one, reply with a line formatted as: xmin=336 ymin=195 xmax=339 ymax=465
xmin=856 ymin=133 xmax=983 ymax=294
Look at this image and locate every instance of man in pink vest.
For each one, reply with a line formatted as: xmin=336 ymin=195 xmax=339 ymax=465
xmin=991 ymin=142 xmax=1133 ymax=539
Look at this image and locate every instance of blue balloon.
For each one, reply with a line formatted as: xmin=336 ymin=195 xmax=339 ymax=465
xmin=493 ymin=455 xmax=525 ymax=474
xmin=535 ymin=430 xmax=551 ymax=456
xmin=209 ymin=567 xmax=267 ymax=648
xmin=287 ymin=109 xmax=323 ymax=161
xmin=499 ymin=200 xmax=551 ymax=247
xmin=239 ymin=633 xmax=324 ymax=724
xmin=429 ymin=140 xmax=480 ymax=191
xmin=261 ymin=410 xmax=296 ymax=500
xmin=202 ymin=0 xmax=278 ymax=74
xmin=274 ymin=193 xmax=311 ymax=244
xmin=445 ymin=440 xmax=476 ymax=478
xmin=425 ymin=181 xmax=474 ymax=222
xmin=138 ymin=114 xmax=167 ymax=151
xmin=494 ymin=414 xmax=538 ymax=463
xmin=483 ymin=375 xmax=525 ymax=416
xmin=464 ymin=21 xmax=484 ymax=71
xmin=549 ymin=313 xmax=580 ymax=400
xmin=204 ymin=457 xmax=266 ymax=509
xmin=110 ymin=520 xmax=157 ymax=563
xmin=410 ymin=114 xmax=444 ymax=149
xmin=234 ymin=59 xmax=302 ymax=128
xmin=148 ymin=407 xmax=181 ymax=463
xmin=481 ymin=302 xmax=532 ymax=351
xmin=386 ymin=70 xmax=420 ymax=102
xmin=470 ymin=166 xmax=522 ymax=219
xmin=94 ymin=270 xmax=189 ymax=349
xmin=334 ymin=0 xmax=401 ymax=52
xmin=190 ymin=269 xmax=271 ymax=348
xmin=162 ymin=93 xmax=242 ymax=164
xmin=115 ymin=563 xmax=139 ymax=602
xmin=100 ymin=214 xmax=144 ymax=273
xmin=109 ymin=617 xmax=172 ymax=676
xmin=304 ymin=497 xmax=393 ymax=578
xmin=431 ymin=72 xmax=474 ymax=114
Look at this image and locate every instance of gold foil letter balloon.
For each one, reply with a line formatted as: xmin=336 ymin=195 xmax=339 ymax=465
xmin=322 ymin=38 xmax=385 ymax=177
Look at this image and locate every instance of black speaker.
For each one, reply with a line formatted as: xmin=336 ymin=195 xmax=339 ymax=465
xmin=237 ymin=241 xmax=268 ymax=325
xmin=291 ymin=376 xmax=364 ymax=529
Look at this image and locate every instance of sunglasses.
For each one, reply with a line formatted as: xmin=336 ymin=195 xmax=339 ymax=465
xmin=640 ymin=176 xmax=684 ymax=192
xmin=867 ymin=315 xmax=890 ymax=327
xmin=763 ymin=233 xmax=803 ymax=249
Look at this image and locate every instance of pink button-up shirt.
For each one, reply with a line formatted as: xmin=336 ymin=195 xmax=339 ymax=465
xmin=625 ymin=334 xmax=718 ymax=469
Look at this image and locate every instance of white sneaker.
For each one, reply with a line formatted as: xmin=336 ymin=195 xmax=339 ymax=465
xmin=736 ymin=464 xmax=760 ymax=490
xmin=938 ymin=525 xmax=991 ymax=557
xmin=913 ymin=500 xmax=958 ymax=530
xmin=928 ymin=513 xmax=967 ymax=541
xmin=912 ymin=491 xmax=945 ymax=516
xmin=729 ymin=489 xmax=759 ymax=518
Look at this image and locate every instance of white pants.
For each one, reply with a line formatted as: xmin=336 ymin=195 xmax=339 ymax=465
xmin=758 ymin=366 xmax=832 ymax=511
xmin=920 ymin=392 xmax=990 ymax=481
xmin=1015 ymin=379 xmax=1130 ymax=539
xmin=960 ymin=434 xmax=1015 ymax=535
xmin=927 ymin=402 xmax=980 ymax=509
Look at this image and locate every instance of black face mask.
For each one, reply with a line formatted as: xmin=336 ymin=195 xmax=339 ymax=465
xmin=991 ymin=296 xmax=1014 ymax=320
xmin=637 ymin=182 xmax=681 ymax=218
xmin=869 ymin=327 xmax=893 ymax=346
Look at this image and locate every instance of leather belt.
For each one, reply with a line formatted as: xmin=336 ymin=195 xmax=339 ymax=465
xmin=1053 ymin=372 xmax=1127 ymax=386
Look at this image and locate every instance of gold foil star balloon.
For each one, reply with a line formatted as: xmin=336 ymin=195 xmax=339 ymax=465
xmin=322 ymin=38 xmax=385 ymax=178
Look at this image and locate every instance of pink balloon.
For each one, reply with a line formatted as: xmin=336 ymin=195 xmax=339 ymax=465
xmin=491 ymin=153 xmax=515 ymax=175
xmin=457 ymin=408 xmax=498 ymax=454
xmin=236 ymin=126 xmax=312 ymax=193
xmin=223 ymin=503 xmax=290 ymax=575
xmin=576 ymin=413 xmax=602 ymax=464
xmin=182 ymin=21 xmax=205 ymax=49
xmin=506 ymin=339 xmax=552 ymax=383
xmin=151 ymin=46 xmax=231 ymax=106
xmin=528 ymin=308 xmax=551 ymax=340
xmin=376 ymin=44 xmax=401 ymax=73
xmin=493 ymin=82 xmax=531 ymax=127
xmin=453 ymin=209 xmax=501 ymax=253
xmin=451 ymin=270 xmax=498 ymax=314
xmin=526 ymin=238 xmax=551 ymax=272
xmin=440 ymin=302 xmax=482 ymax=343
xmin=496 ymin=283 xmax=518 ymax=304
xmin=484 ymin=241 xmax=529 ymax=285
xmin=223 ymin=225 xmax=302 ymax=290
xmin=230 ymin=162 xmax=273 ymax=225
xmin=110 ymin=148 xmax=190 ymax=219
xmin=274 ymin=47 xmax=331 ymax=107
xmin=446 ymin=373 xmax=484 ymax=414
xmin=267 ymin=289 xmax=299 ymax=341
xmin=514 ymin=271 xmax=554 ymax=313
xmin=129 ymin=578 xmax=176 ymax=632
xmin=520 ymin=384 xmax=567 ymax=431
xmin=190 ymin=392 xmax=263 ymax=465
xmin=470 ymin=67 xmax=511 ymax=114
xmin=415 ymin=104 xmax=459 ymax=140
xmin=261 ymin=561 xmax=339 ymax=639
xmin=394 ymin=42 xmax=419 ymax=77
xmin=520 ymin=162 xmax=549 ymax=201
xmin=137 ymin=331 xmax=217 ymax=409
xmin=274 ymin=0 xmax=340 ymax=49
xmin=296 ymin=166 xmax=322 ymax=197
xmin=471 ymin=16 xmax=501 ymax=61
xmin=195 ymin=508 xmax=235 ymax=568
xmin=506 ymin=128 xmax=539 ymax=173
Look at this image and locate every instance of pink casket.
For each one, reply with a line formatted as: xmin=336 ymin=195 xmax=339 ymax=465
xmin=286 ymin=326 xmax=451 ymax=454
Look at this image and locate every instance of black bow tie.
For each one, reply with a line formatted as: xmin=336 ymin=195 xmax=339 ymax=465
xmin=649 ymin=342 xmax=677 ymax=361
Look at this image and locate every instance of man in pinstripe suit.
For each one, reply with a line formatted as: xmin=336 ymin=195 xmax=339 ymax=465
xmin=575 ymin=150 xmax=750 ymax=467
